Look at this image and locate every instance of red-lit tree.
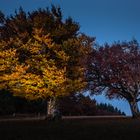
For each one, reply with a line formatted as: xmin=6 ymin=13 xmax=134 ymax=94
xmin=88 ymin=40 xmax=140 ymax=118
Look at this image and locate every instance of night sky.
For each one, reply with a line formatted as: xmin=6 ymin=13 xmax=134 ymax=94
xmin=0 ymin=0 xmax=140 ymax=115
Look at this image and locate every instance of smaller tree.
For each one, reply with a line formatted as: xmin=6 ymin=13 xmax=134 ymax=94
xmin=88 ymin=40 xmax=140 ymax=118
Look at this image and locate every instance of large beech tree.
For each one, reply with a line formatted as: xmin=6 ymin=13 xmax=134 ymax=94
xmin=0 ymin=6 xmax=93 ymax=117
xmin=88 ymin=40 xmax=140 ymax=118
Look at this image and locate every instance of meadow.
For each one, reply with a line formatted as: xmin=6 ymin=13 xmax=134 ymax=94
xmin=0 ymin=117 xmax=140 ymax=140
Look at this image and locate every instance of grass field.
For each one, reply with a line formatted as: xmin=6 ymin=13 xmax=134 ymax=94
xmin=0 ymin=117 xmax=140 ymax=140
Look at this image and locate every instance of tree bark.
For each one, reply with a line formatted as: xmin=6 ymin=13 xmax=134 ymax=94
xmin=46 ymin=97 xmax=61 ymax=121
xmin=129 ymin=100 xmax=140 ymax=118
xmin=47 ymin=98 xmax=56 ymax=116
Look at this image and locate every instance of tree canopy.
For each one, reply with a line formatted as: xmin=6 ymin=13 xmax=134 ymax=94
xmin=0 ymin=6 xmax=93 ymax=102
xmin=87 ymin=40 xmax=140 ymax=117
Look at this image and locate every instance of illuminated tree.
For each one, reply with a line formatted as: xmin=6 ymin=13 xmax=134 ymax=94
xmin=88 ymin=40 xmax=140 ymax=118
xmin=0 ymin=6 xmax=93 ymax=118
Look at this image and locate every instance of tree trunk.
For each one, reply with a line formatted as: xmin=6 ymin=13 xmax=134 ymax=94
xmin=47 ymin=98 xmax=56 ymax=116
xmin=129 ymin=100 xmax=140 ymax=118
xmin=46 ymin=98 xmax=61 ymax=121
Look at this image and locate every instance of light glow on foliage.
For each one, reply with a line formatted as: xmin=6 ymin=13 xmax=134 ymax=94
xmin=0 ymin=7 xmax=93 ymax=102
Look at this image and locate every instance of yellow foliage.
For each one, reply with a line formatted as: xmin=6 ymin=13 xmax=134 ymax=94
xmin=0 ymin=28 xmax=91 ymax=100
xmin=0 ymin=33 xmax=68 ymax=100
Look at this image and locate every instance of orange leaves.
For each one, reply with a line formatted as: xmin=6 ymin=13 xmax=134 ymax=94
xmin=0 ymin=64 xmax=29 ymax=89
xmin=33 ymin=29 xmax=53 ymax=48
xmin=43 ymin=66 xmax=65 ymax=85
xmin=0 ymin=32 xmax=68 ymax=99
xmin=0 ymin=48 xmax=16 ymax=58
xmin=42 ymin=65 xmax=66 ymax=97
xmin=0 ymin=48 xmax=17 ymax=71
xmin=0 ymin=6 xmax=94 ymax=102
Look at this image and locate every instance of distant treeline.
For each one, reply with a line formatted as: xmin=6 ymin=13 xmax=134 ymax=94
xmin=58 ymin=94 xmax=125 ymax=116
xmin=0 ymin=90 xmax=125 ymax=116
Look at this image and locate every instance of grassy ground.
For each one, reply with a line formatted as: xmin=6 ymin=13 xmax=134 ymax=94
xmin=0 ymin=117 xmax=140 ymax=140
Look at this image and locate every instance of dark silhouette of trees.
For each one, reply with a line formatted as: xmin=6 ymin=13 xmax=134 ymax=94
xmin=0 ymin=90 xmax=124 ymax=116
xmin=87 ymin=40 xmax=140 ymax=118
xmin=96 ymin=103 xmax=125 ymax=116
xmin=58 ymin=94 xmax=96 ymax=116
xmin=58 ymin=94 xmax=125 ymax=116
xmin=0 ymin=89 xmax=16 ymax=115
xmin=0 ymin=89 xmax=46 ymax=115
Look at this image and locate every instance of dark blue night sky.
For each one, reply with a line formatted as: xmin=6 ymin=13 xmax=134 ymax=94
xmin=0 ymin=0 xmax=140 ymax=115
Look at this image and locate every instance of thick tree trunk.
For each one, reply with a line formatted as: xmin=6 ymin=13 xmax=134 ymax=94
xmin=47 ymin=98 xmax=56 ymax=116
xmin=129 ymin=100 xmax=140 ymax=118
xmin=46 ymin=98 xmax=61 ymax=121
